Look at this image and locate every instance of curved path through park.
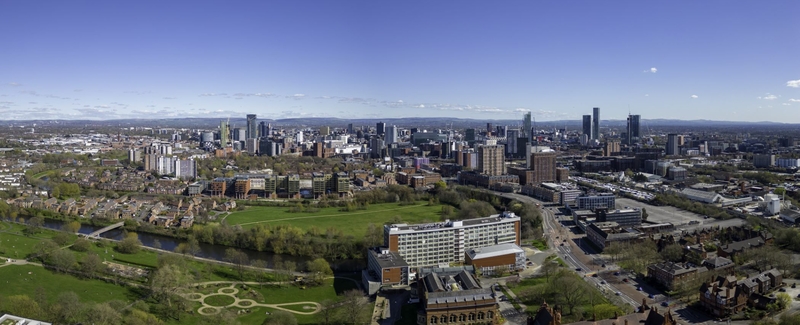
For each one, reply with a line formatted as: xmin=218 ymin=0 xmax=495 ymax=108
xmin=183 ymin=281 xmax=321 ymax=316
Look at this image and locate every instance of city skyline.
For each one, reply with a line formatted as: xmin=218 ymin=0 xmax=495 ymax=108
xmin=1 ymin=1 xmax=799 ymax=122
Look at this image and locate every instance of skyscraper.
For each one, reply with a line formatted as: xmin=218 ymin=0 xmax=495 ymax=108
xmin=246 ymin=114 xmax=258 ymax=139
xmin=582 ymin=115 xmax=592 ymax=139
xmin=259 ymin=121 xmax=270 ymax=138
xmin=478 ymin=145 xmax=505 ymax=176
xmin=486 ymin=123 xmax=493 ymax=137
xmin=219 ymin=120 xmax=229 ymax=147
xmin=377 ymin=122 xmax=386 ymax=135
xmin=465 ymin=128 xmax=476 ymax=144
xmin=592 ymin=107 xmax=600 ymax=140
xmin=626 ymin=114 xmax=641 ymax=145
xmin=506 ymin=129 xmax=519 ymax=156
xmin=386 ymin=125 xmax=398 ymax=144
xmin=522 ymin=112 xmax=532 ymax=139
xmin=666 ymin=134 xmax=679 ymax=156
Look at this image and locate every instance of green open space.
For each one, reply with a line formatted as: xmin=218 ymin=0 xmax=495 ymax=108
xmin=224 ymin=202 xmax=448 ymax=236
xmin=0 ymin=264 xmax=138 ymax=304
xmin=253 ymin=277 xmax=358 ymax=304
xmin=530 ymin=239 xmax=548 ymax=251
xmin=204 ymin=294 xmax=236 ymax=307
xmin=0 ymin=221 xmax=75 ymax=258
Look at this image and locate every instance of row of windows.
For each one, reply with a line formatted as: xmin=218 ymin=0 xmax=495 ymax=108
xmin=428 ymin=311 xmax=493 ymax=323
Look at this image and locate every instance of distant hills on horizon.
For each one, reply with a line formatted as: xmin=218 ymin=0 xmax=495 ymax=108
xmin=3 ymin=117 xmax=797 ymax=129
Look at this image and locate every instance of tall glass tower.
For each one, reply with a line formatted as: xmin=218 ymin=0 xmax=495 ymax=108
xmin=592 ymin=107 xmax=600 ymax=140
xmin=246 ymin=114 xmax=258 ymax=139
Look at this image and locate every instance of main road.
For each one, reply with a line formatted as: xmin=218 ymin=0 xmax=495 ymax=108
xmin=495 ymin=192 xmax=640 ymax=308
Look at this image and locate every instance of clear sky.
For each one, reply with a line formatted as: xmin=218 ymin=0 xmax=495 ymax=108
xmin=1 ymin=1 xmax=799 ymax=122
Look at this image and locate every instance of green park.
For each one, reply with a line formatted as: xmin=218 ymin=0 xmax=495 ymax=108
xmin=224 ymin=201 xmax=452 ymax=236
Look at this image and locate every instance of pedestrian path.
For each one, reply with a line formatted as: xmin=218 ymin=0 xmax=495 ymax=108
xmin=182 ymin=282 xmax=322 ymax=316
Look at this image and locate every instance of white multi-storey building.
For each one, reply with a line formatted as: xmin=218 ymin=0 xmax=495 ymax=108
xmin=575 ymin=193 xmax=616 ymax=210
xmin=383 ymin=212 xmax=520 ymax=268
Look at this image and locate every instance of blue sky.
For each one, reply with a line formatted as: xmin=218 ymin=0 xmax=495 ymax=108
xmin=1 ymin=1 xmax=799 ymax=122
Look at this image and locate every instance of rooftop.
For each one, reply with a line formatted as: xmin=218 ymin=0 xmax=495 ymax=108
xmin=386 ymin=211 xmax=519 ymax=233
xmin=466 ymin=243 xmax=524 ymax=260
xmin=368 ymin=247 xmax=409 ymax=269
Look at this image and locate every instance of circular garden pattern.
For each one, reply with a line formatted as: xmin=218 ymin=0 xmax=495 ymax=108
xmin=204 ymin=294 xmax=236 ymax=307
xmin=220 ymin=288 xmax=236 ymax=294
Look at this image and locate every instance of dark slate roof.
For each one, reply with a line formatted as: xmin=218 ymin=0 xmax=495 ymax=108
xmin=532 ymin=305 xmax=554 ymax=325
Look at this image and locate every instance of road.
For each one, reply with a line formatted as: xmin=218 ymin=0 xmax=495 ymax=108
xmin=497 ymin=192 xmax=640 ymax=308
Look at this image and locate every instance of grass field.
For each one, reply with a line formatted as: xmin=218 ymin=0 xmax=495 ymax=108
xmin=224 ymin=202 xmax=449 ymax=236
xmin=0 ymin=221 xmax=75 ymax=259
xmin=0 ymin=264 xmax=138 ymax=304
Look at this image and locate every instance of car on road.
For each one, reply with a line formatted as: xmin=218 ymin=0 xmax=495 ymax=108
xmin=648 ymin=294 xmax=654 ymax=298
xmin=600 ymin=280 xmax=606 ymax=284
xmin=601 ymin=264 xmax=606 ymax=268
xmin=575 ymin=268 xmax=582 ymax=272
xmin=637 ymin=287 xmax=642 ymax=291
xmin=779 ymin=288 xmax=786 ymax=292
xmin=560 ymin=243 xmax=564 ymax=246
xmin=661 ymin=302 xmax=669 ymax=307
xmin=592 ymin=273 xmax=598 ymax=277
xmin=615 ymin=292 xmax=621 ymax=296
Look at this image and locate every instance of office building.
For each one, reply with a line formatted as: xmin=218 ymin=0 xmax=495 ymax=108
xmin=604 ymin=140 xmax=620 ymax=156
xmin=465 ymin=128 xmax=476 ymax=144
xmin=666 ymin=134 xmax=679 ymax=156
xmin=219 ymin=120 xmax=229 ymax=147
xmin=319 ymin=126 xmax=330 ymax=136
xmin=478 ymin=145 xmax=505 ymax=176
xmin=259 ymin=121 xmax=270 ymax=138
xmin=529 ymin=149 xmax=556 ymax=185
xmin=232 ymin=127 xmax=245 ymax=141
xmin=575 ymin=193 xmax=616 ymax=211
xmin=495 ymin=125 xmax=506 ymax=138
xmin=582 ymin=115 xmax=592 ymax=140
xmin=383 ymin=212 xmax=521 ymax=267
xmin=246 ymin=114 xmax=257 ymax=139
xmin=523 ymin=112 xmax=532 ymax=139
xmin=465 ymin=243 xmax=526 ymax=275
xmin=592 ymin=107 xmax=600 ymax=140
xmin=386 ymin=125 xmax=398 ymax=144
xmin=377 ymin=121 xmax=386 ymax=135
xmin=258 ymin=139 xmax=282 ymax=157
xmin=486 ymin=122 xmax=493 ymax=136
xmin=753 ymin=154 xmax=776 ymax=168
xmin=777 ymin=158 xmax=800 ymax=168
xmin=627 ymin=114 xmax=641 ymax=145
xmin=506 ymin=129 xmax=519 ymax=156
xmin=364 ymin=247 xmax=410 ymax=294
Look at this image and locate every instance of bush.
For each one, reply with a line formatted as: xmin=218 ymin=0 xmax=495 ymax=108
xmin=71 ymin=237 xmax=91 ymax=252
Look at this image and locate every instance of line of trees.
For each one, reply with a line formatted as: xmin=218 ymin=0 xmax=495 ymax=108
xmin=0 ymin=290 xmax=163 ymax=325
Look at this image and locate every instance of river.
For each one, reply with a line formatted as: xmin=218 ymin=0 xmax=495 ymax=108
xmin=6 ymin=216 xmax=362 ymax=271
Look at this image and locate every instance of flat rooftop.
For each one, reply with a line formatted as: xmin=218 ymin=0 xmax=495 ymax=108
xmin=386 ymin=212 xmax=519 ymax=234
xmin=466 ymin=243 xmax=524 ymax=260
xmin=368 ymin=247 xmax=408 ymax=269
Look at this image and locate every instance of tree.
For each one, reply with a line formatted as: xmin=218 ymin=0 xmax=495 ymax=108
xmin=116 ymin=232 xmax=142 ymax=254
xmin=27 ymin=216 xmax=44 ymax=233
xmin=776 ymin=293 xmax=792 ymax=311
xmin=49 ymin=249 xmax=76 ymax=272
xmin=5 ymin=295 xmax=42 ymax=320
xmin=641 ymin=208 xmax=648 ymax=221
xmin=51 ymin=291 xmax=84 ymax=324
xmin=363 ymin=223 xmax=383 ymax=248
xmin=85 ymin=302 xmax=122 ymax=325
xmin=554 ymin=271 xmax=587 ymax=315
xmin=32 ymin=239 xmax=60 ymax=261
xmin=63 ymin=220 xmax=82 ymax=233
xmin=251 ymin=259 xmax=270 ymax=287
xmin=262 ymin=310 xmax=297 ymax=325
xmin=149 ymin=264 xmax=190 ymax=308
xmin=53 ymin=232 xmax=72 ymax=246
xmin=340 ymin=289 xmax=369 ymax=325
xmin=71 ymin=237 xmax=91 ymax=252
xmin=660 ymin=244 xmax=684 ymax=263
xmin=316 ymin=300 xmax=339 ymax=325
xmin=224 ymin=248 xmax=249 ymax=280
xmin=81 ymin=252 xmax=105 ymax=278
xmin=307 ymin=258 xmax=333 ymax=285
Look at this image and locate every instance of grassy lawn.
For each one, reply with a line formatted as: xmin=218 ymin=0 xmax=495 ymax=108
xmin=252 ymin=277 xmax=358 ymax=304
xmin=508 ymin=273 xmax=623 ymax=323
xmin=204 ymin=294 xmax=236 ymax=307
xmin=224 ymin=202 xmax=448 ymax=237
xmin=0 ymin=222 xmax=75 ymax=259
xmin=531 ymin=239 xmax=548 ymax=250
xmin=0 ymin=264 xmax=139 ymax=304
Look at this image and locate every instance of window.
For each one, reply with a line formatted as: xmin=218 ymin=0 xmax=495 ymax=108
xmin=441 ymin=315 xmax=447 ymax=323
xmin=431 ymin=316 xmax=437 ymax=324
xmin=449 ymin=314 xmax=457 ymax=322
xmin=477 ymin=312 xmax=484 ymax=320
xmin=487 ymin=311 xmax=494 ymax=319
xmin=469 ymin=313 xmax=476 ymax=321
xmin=459 ymin=314 xmax=466 ymax=321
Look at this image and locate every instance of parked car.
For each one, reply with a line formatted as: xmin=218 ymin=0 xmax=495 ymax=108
xmin=779 ymin=288 xmax=786 ymax=292
xmin=623 ymin=278 xmax=629 ymax=282
xmin=614 ymin=272 xmax=620 ymax=276
xmin=637 ymin=287 xmax=642 ymax=291
xmin=661 ymin=302 xmax=669 ymax=307
xmin=648 ymin=294 xmax=654 ymax=299
xmin=601 ymin=264 xmax=606 ymax=268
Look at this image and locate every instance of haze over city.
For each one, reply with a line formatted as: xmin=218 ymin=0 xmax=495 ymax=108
xmin=1 ymin=1 xmax=800 ymax=122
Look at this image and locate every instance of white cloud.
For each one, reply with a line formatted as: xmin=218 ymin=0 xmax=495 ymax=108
xmin=163 ymin=97 xmax=176 ymax=100
xmin=8 ymin=82 xmax=21 ymax=87
xmin=289 ymin=94 xmax=305 ymax=100
xmin=783 ymin=103 xmax=791 ymax=106
xmin=789 ymin=99 xmax=800 ymax=102
xmin=758 ymin=93 xmax=778 ymax=100
xmin=648 ymin=67 xmax=657 ymax=73
xmin=644 ymin=94 xmax=649 ymax=97
xmin=199 ymin=92 xmax=227 ymax=97
xmin=787 ymin=79 xmax=800 ymax=88
xmin=690 ymin=95 xmax=698 ymax=99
